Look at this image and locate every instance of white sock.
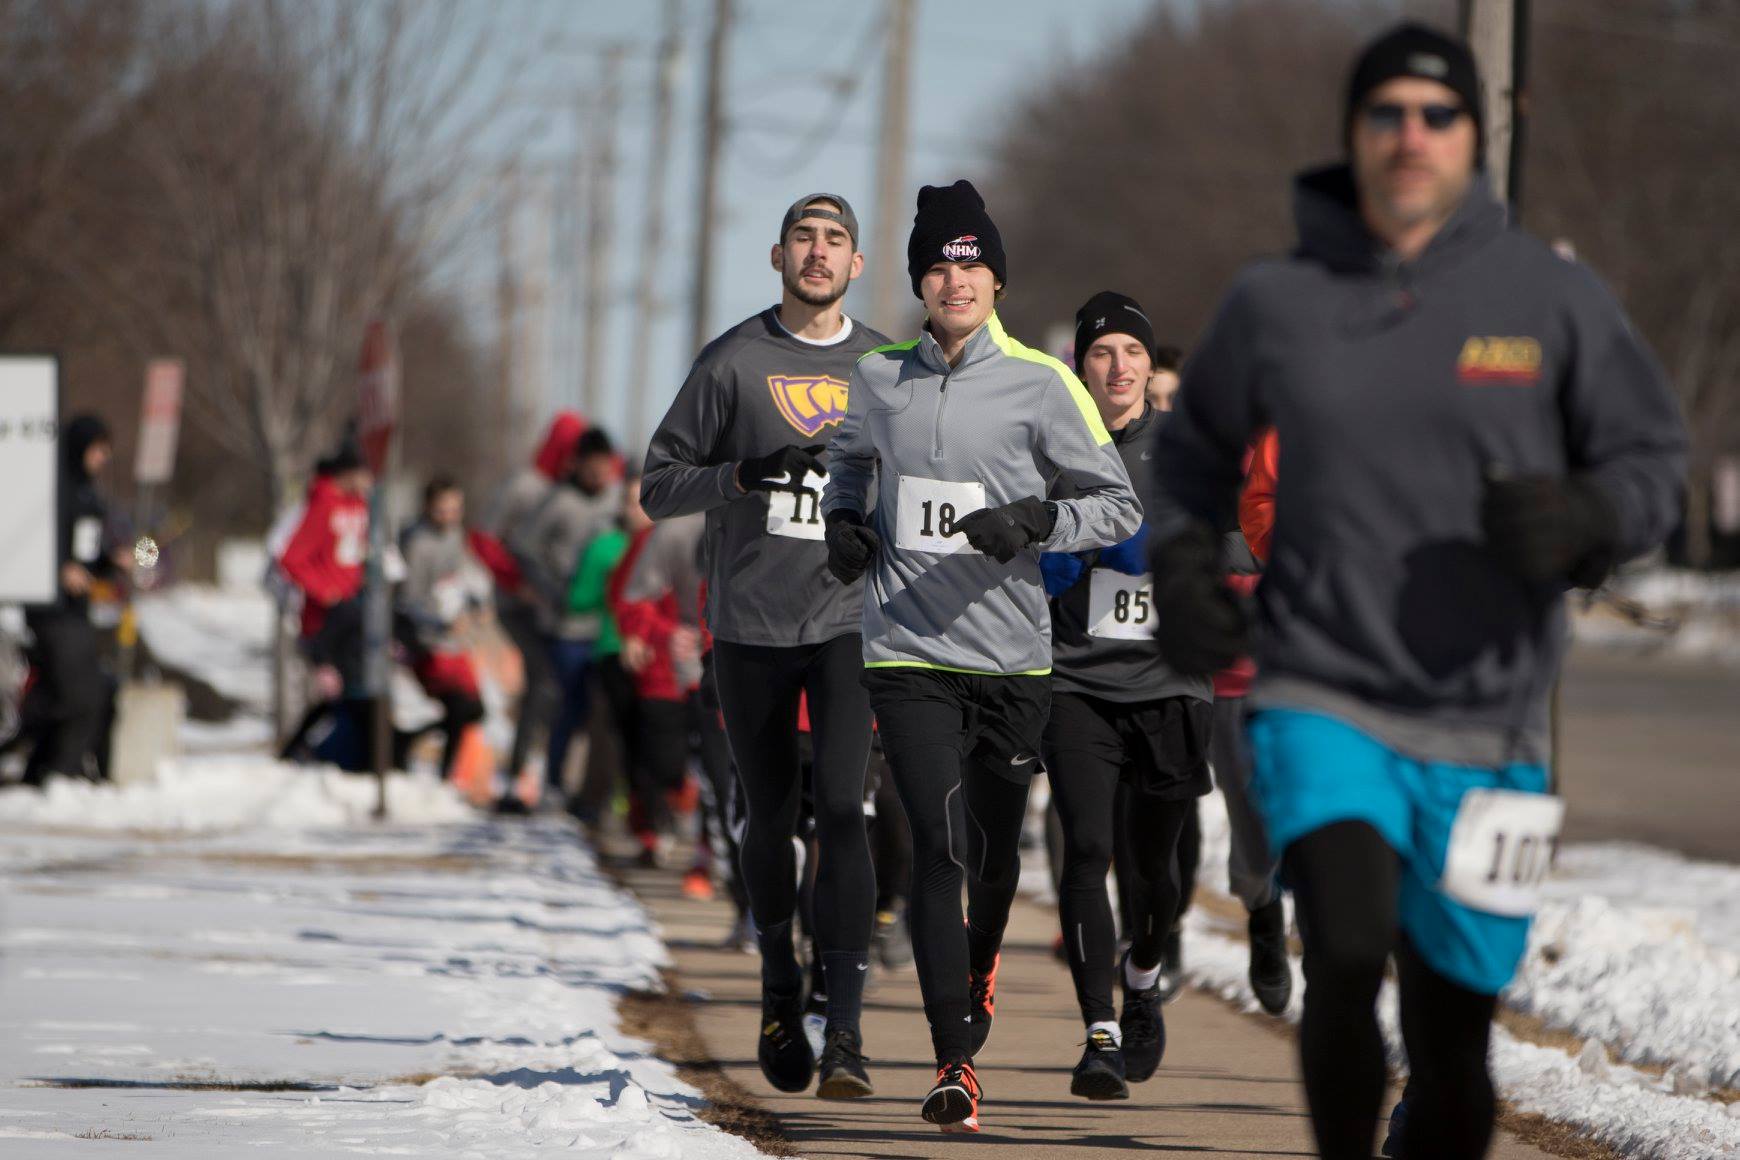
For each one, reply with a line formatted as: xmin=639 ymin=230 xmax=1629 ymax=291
xmin=1087 ymin=1020 xmax=1122 ymax=1047
xmin=1125 ymin=958 xmax=1161 ymax=992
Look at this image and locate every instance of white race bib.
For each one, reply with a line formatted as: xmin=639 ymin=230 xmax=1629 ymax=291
xmin=1439 ymin=788 xmax=1564 ymax=917
xmin=895 ymin=476 xmax=986 ymax=555
xmin=764 ymin=469 xmax=826 ymax=541
xmin=71 ymin=517 xmax=102 ymax=563
xmin=1087 ymin=570 xmax=1154 ymax=639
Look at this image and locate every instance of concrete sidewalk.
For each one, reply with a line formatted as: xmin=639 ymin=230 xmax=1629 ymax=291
xmin=622 ymin=857 xmax=1557 ymax=1159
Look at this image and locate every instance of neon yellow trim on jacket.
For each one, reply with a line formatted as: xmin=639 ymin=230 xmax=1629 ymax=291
xmin=860 ymin=338 xmax=920 ymax=361
xmin=864 ymin=659 xmax=1053 ymax=678
xmin=986 ymin=314 xmax=1113 ymax=446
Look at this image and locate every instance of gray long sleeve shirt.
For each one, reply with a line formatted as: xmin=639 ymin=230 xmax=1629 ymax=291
xmin=1145 ymin=166 xmax=1686 ymax=766
xmin=822 ymin=313 xmax=1142 ymax=676
xmin=640 ymin=308 xmax=890 ymax=647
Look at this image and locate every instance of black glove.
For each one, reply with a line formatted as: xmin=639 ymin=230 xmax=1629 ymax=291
xmin=737 ymin=444 xmax=824 ymax=493
xmin=824 ymin=509 xmax=880 ymax=584
xmin=952 ymin=496 xmax=1055 ymax=563
xmin=1482 ymin=472 xmax=1618 ymax=588
xmin=1149 ymin=522 xmax=1251 ymax=676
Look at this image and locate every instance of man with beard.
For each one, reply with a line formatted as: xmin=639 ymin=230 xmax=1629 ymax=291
xmin=641 ymin=194 xmax=889 ymax=1099
xmin=1144 ymin=24 xmax=1684 ymax=1160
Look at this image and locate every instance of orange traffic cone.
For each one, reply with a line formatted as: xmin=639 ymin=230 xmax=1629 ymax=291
xmin=450 ymin=724 xmax=497 ymax=807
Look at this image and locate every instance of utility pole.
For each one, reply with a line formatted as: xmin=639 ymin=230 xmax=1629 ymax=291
xmin=691 ymin=0 xmax=733 ymax=357
xmin=497 ymin=167 xmax=520 ymax=471
xmin=581 ymin=46 xmax=625 ymax=421
xmin=1461 ymin=0 xmax=1517 ymax=203
xmin=871 ymin=0 xmax=916 ymax=337
xmin=630 ymin=0 xmax=682 ymax=458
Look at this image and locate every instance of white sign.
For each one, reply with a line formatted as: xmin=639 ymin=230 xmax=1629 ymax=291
xmin=1440 ymin=788 xmax=1565 ymax=917
xmin=895 ymin=475 xmax=986 ymax=555
xmin=0 ymin=356 xmax=59 ymax=603
xmin=1087 ymin=570 xmax=1154 ymax=639
xmin=765 ymin=470 xmax=826 ymax=541
xmin=135 ymin=359 xmax=184 ymax=485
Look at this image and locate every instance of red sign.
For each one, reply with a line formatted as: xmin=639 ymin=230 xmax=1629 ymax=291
xmin=135 ymin=359 xmax=184 ymax=484
xmin=356 ymin=320 xmax=399 ymax=474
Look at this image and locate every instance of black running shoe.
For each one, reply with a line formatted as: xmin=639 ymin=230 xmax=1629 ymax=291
xmin=1120 ymin=955 xmax=1167 ymax=1083
xmin=756 ymin=987 xmax=815 ymax=1093
xmin=1069 ymin=1028 xmax=1130 ymax=1101
xmin=921 ymin=1060 xmax=982 ymax=1132
xmin=1157 ymin=923 xmax=1185 ymax=1004
xmin=1247 ymin=898 xmax=1293 ymax=1016
xmin=815 ymin=1026 xmax=874 ymax=1099
xmin=1381 ymin=1082 xmax=1414 ymax=1157
xmin=967 ymin=954 xmax=999 ymax=1055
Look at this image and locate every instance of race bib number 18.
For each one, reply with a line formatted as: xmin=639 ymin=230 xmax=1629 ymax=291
xmin=1439 ymin=788 xmax=1564 ymax=917
xmin=765 ymin=469 xmax=826 ymax=541
xmin=1087 ymin=570 xmax=1154 ymax=639
xmin=895 ymin=476 xmax=986 ymax=555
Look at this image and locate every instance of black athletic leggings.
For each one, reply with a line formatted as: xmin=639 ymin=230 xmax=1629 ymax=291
xmin=711 ymin=636 xmax=875 ymax=957
xmin=1287 ymin=820 xmax=1499 ymax=1160
xmin=1046 ymin=695 xmax=1201 ymax=1024
xmin=866 ymin=668 xmax=1044 ymax=1064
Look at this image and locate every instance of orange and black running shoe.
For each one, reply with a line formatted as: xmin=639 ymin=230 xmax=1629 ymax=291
xmin=922 ymin=1060 xmax=982 ymax=1132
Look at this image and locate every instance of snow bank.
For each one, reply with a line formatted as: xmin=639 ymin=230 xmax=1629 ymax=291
xmin=0 ymin=756 xmax=473 ymax=832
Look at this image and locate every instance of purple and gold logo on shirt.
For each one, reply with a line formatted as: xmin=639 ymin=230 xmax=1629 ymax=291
xmin=767 ymin=374 xmax=849 ymax=437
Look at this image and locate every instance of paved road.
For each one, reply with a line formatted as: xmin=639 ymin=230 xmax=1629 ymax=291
xmin=1557 ymin=645 xmax=1740 ymax=861
xmin=625 ymin=858 xmax=1555 ymax=1160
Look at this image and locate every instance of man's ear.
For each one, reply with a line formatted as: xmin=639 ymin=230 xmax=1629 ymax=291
xmin=770 ymin=243 xmax=785 ymax=274
xmin=846 ymin=251 xmax=865 ymax=282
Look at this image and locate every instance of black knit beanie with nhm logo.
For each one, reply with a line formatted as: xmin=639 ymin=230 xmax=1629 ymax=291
xmin=906 ymin=179 xmax=1007 ymax=298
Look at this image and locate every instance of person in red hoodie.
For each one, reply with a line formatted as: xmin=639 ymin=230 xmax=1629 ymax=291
xmin=476 ymin=412 xmax=587 ymax=786
xmin=276 ymin=438 xmax=374 ymax=767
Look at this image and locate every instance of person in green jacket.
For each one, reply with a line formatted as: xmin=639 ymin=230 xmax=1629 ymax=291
xmin=566 ymin=481 xmax=641 ymax=826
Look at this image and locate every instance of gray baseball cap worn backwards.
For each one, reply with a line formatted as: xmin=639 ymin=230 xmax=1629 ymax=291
xmin=780 ymin=193 xmax=859 ymax=249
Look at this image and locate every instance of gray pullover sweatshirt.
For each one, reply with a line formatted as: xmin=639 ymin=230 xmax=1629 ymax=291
xmin=1146 ymin=166 xmax=1686 ymax=766
xmin=822 ymin=313 xmax=1142 ymax=676
xmin=641 ymin=308 xmax=889 ymax=647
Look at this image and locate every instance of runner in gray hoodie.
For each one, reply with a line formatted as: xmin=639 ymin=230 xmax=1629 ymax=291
xmin=1143 ymin=25 xmax=1686 ymax=1160
xmin=641 ymin=194 xmax=889 ymax=1100
xmin=821 ymin=180 xmax=1139 ymax=1132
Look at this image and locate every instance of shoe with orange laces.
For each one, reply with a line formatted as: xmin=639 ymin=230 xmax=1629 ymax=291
xmin=968 ymin=954 xmax=999 ymax=1055
xmin=680 ymin=866 xmax=715 ymax=901
xmin=922 ymin=1060 xmax=982 ymax=1132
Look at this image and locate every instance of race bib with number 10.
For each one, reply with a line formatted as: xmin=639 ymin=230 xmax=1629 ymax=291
xmin=1439 ymin=787 xmax=1565 ymax=917
xmin=764 ymin=469 xmax=826 ymax=541
xmin=895 ymin=476 xmax=986 ymax=555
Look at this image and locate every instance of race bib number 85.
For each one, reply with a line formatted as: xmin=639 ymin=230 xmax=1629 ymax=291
xmin=765 ymin=469 xmax=826 ymax=541
xmin=1440 ymin=788 xmax=1564 ymax=917
xmin=895 ymin=476 xmax=986 ymax=555
xmin=1087 ymin=570 xmax=1154 ymax=639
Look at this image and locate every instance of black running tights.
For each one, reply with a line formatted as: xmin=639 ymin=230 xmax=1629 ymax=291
xmin=1286 ymin=820 xmax=1499 ymax=1160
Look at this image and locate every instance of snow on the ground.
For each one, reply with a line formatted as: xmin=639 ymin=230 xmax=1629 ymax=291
xmin=1573 ymin=566 xmax=1740 ymax=665
xmin=1177 ymin=787 xmax=1740 ymax=1156
xmin=135 ymin=586 xmax=277 ymax=716
xmin=0 ymin=765 xmax=764 ymax=1158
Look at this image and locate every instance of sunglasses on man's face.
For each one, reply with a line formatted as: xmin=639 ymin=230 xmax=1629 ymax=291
xmin=1362 ymin=102 xmax=1466 ymax=133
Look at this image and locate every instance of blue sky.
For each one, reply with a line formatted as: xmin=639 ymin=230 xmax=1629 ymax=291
xmin=447 ymin=0 xmax=1163 ymax=455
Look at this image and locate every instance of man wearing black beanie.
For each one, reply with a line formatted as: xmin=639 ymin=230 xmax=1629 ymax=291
xmin=1143 ymin=19 xmax=1685 ymax=1160
xmin=823 ymin=180 xmax=1139 ymax=1132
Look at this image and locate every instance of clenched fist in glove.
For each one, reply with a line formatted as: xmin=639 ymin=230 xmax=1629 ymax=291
xmin=1482 ymin=472 xmax=1618 ymax=588
xmin=824 ymin=509 xmax=880 ymax=584
xmin=1148 ymin=522 xmax=1251 ymax=676
xmin=737 ymin=444 xmax=825 ymax=493
xmin=952 ymin=496 xmax=1056 ymax=563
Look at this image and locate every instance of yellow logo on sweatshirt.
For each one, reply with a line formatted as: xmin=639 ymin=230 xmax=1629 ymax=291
xmin=1457 ymin=336 xmax=1542 ymax=384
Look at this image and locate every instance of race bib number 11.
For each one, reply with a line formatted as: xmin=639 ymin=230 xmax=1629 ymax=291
xmin=765 ymin=470 xmax=826 ymax=541
xmin=1439 ymin=788 xmax=1565 ymax=917
xmin=895 ymin=476 xmax=986 ymax=555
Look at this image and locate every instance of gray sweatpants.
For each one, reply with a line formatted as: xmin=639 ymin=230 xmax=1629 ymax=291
xmin=1211 ymin=695 xmax=1280 ymax=912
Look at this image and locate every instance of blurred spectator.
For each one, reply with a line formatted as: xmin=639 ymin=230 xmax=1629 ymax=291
xmin=1146 ymin=344 xmax=1184 ymax=412
xmin=20 ymin=414 xmax=127 ymax=786
xmin=397 ymin=476 xmax=489 ymax=778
